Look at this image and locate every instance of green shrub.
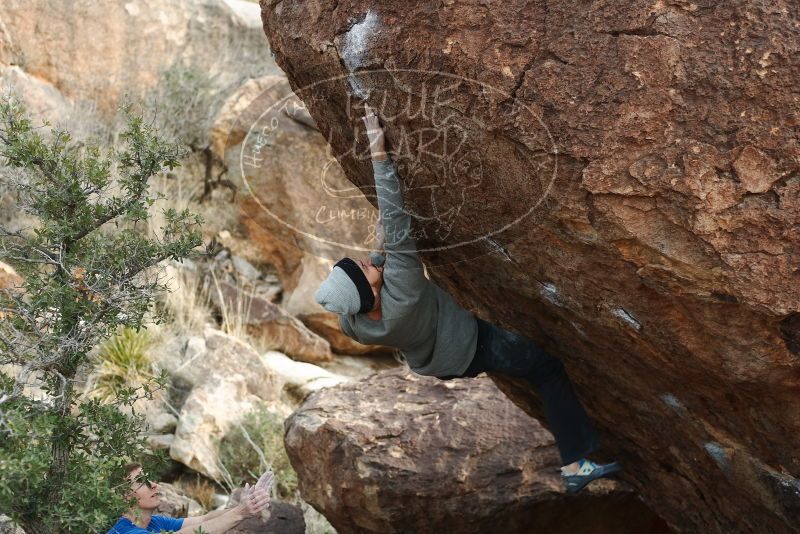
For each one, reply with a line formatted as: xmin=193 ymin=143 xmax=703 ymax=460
xmin=150 ymin=63 xmax=218 ymax=151
xmin=219 ymin=408 xmax=298 ymax=500
xmin=0 ymin=97 xmax=202 ymax=533
xmin=89 ymin=328 xmax=153 ymax=403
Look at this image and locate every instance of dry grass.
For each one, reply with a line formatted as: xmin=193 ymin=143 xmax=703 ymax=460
xmin=208 ymin=270 xmax=252 ymax=341
xmin=145 ymin=169 xmax=203 ymax=241
xmin=205 ymin=271 xmax=278 ymax=354
xmin=159 ymin=266 xmax=213 ymax=335
xmin=146 ymin=154 xmax=239 ymax=241
xmin=174 ymin=476 xmax=218 ymax=511
xmin=218 ymin=407 xmax=298 ymax=499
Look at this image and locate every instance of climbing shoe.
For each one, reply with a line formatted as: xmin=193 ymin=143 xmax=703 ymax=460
xmin=561 ymin=459 xmax=622 ymax=493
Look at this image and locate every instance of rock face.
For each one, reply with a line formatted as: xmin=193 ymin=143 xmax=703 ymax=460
xmin=0 ymin=0 xmax=277 ymax=114
xmin=0 ymin=66 xmax=72 ymax=125
xmin=0 ymin=516 xmax=23 ymax=534
xmin=165 ymin=328 xmax=282 ymax=399
xmin=209 ymin=278 xmax=334 ymax=363
xmin=0 ymin=262 xmax=21 ymax=290
xmin=170 ymin=374 xmax=265 ymax=480
xmin=211 ymin=75 xmax=373 ymax=288
xmin=211 ymin=74 xmax=393 ymax=355
xmin=262 ymin=2 xmax=800 ymax=532
xmin=163 ymin=328 xmax=284 ymax=480
xmin=262 ymin=351 xmax=348 ymax=401
xmin=227 ymin=489 xmax=306 ymax=534
xmin=155 ymin=483 xmax=205 ymax=518
xmin=284 ymin=368 xmax=670 ymax=534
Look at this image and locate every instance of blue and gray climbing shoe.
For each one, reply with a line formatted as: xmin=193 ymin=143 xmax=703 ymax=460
xmin=561 ymin=459 xmax=622 ymax=493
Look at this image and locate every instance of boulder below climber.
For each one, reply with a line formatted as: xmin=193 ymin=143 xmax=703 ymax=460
xmin=284 ymin=368 xmax=670 ymax=534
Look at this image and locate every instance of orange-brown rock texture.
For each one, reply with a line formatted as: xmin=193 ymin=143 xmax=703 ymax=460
xmin=261 ymin=1 xmax=800 ymax=532
xmin=211 ymin=75 xmax=393 ymax=355
xmin=285 ymin=368 xmax=671 ymax=533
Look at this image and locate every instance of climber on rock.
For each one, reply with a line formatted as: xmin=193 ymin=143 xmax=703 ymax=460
xmin=314 ymin=104 xmax=621 ymax=493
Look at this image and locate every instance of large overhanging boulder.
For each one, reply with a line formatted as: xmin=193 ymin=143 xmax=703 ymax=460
xmin=261 ymin=1 xmax=800 ymax=532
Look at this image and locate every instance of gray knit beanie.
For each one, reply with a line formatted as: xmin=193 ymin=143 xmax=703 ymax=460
xmin=314 ymin=257 xmax=374 ymax=315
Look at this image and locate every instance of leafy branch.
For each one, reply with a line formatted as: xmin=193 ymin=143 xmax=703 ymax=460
xmin=0 ymin=97 xmax=203 ymax=533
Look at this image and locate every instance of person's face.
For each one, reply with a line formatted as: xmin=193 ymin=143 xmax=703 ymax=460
xmin=356 ymin=256 xmax=384 ymax=288
xmin=128 ymin=468 xmax=160 ymax=510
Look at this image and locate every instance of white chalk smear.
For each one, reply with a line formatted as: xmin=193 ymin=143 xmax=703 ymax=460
xmin=342 ymin=10 xmax=378 ymax=68
xmin=612 ymin=307 xmax=642 ymax=330
xmin=660 ymin=393 xmax=685 ymax=412
xmin=570 ymin=321 xmax=587 ymax=338
xmin=703 ymin=442 xmax=729 ymax=470
xmin=539 ymin=282 xmax=566 ymax=308
xmin=341 ymin=10 xmax=379 ymax=99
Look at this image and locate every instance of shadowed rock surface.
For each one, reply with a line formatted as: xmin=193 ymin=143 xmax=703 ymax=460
xmin=227 ymin=489 xmax=306 ymax=534
xmin=262 ymin=1 xmax=800 ymax=532
xmin=284 ymin=368 xmax=670 ymax=534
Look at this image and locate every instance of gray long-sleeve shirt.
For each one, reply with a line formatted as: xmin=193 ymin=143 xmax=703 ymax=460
xmin=339 ymin=158 xmax=478 ymax=377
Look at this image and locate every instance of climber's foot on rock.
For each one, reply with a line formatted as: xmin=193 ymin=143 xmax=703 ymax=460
xmin=560 ymin=459 xmax=622 ymax=493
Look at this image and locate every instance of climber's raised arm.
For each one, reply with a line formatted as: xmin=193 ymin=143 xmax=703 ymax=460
xmin=362 ymin=106 xmax=426 ymax=295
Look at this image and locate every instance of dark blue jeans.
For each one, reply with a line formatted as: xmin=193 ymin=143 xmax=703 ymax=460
xmin=447 ymin=317 xmax=599 ymax=465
